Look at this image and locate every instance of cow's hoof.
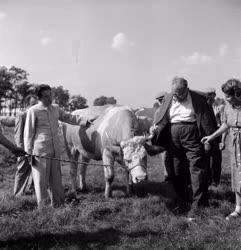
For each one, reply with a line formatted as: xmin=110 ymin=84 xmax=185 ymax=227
xmin=104 ymin=194 xmax=113 ymax=199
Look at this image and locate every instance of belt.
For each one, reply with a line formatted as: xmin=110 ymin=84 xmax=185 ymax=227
xmin=170 ymin=121 xmax=197 ymax=125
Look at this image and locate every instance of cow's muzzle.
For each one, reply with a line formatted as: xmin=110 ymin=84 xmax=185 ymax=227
xmin=130 ymin=165 xmax=147 ymax=184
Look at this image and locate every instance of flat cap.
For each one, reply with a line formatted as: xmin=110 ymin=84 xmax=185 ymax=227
xmin=205 ymin=87 xmax=216 ymax=94
xmin=155 ymin=91 xmax=167 ymax=99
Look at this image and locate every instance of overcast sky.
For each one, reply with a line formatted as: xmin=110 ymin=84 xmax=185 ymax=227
xmin=0 ymin=0 xmax=240 ymax=108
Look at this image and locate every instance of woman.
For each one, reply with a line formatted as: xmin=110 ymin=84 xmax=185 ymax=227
xmin=201 ymin=78 xmax=241 ymax=220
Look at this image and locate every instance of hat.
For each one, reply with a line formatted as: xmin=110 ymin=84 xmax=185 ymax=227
xmin=205 ymin=87 xmax=216 ymax=94
xmin=155 ymin=91 xmax=167 ymax=100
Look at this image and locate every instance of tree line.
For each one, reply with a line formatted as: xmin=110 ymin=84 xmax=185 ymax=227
xmin=0 ymin=66 xmax=117 ymax=116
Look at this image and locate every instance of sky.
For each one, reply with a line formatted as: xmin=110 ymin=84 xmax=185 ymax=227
xmin=0 ymin=0 xmax=240 ymax=108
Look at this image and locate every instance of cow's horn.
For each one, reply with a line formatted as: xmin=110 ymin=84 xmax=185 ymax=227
xmin=144 ymin=134 xmax=154 ymax=141
xmin=106 ymin=145 xmax=121 ymax=155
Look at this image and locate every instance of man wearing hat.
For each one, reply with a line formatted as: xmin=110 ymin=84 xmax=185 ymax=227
xmin=204 ymin=88 xmax=224 ymax=186
xmin=150 ymin=77 xmax=217 ymax=219
xmin=155 ymin=91 xmax=167 ymax=103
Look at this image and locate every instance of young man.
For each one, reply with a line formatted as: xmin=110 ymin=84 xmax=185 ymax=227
xmin=24 ymin=84 xmax=96 ymax=208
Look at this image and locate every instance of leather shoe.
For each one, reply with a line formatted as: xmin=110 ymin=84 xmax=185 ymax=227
xmin=225 ymin=211 xmax=241 ymax=221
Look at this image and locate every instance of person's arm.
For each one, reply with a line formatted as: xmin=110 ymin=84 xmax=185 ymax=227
xmin=201 ymin=122 xmax=229 ymax=144
xmin=58 ymin=107 xmax=96 ymax=128
xmin=219 ymin=129 xmax=228 ymax=150
xmin=24 ymin=109 xmax=36 ymax=155
xmin=0 ymin=132 xmax=26 ymax=156
xmin=0 ymin=116 xmax=16 ymax=127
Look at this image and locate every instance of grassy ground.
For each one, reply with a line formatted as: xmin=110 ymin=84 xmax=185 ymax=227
xmin=0 ymin=127 xmax=241 ymax=249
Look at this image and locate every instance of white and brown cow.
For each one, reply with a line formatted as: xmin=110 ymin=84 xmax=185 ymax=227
xmin=62 ymin=105 xmax=162 ymax=198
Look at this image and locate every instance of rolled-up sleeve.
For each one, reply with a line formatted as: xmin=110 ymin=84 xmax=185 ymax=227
xmin=24 ymin=109 xmax=36 ymax=155
xmin=58 ymin=108 xmax=88 ymax=127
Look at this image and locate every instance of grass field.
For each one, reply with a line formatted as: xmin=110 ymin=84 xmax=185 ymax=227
xmin=0 ymin=127 xmax=241 ymax=249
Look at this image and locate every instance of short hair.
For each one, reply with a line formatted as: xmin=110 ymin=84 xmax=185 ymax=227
xmin=25 ymin=94 xmax=37 ymax=105
xmin=35 ymin=84 xmax=51 ymax=99
xmin=221 ymin=78 xmax=241 ymax=96
xmin=172 ymin=77 xmax=188 ymax=89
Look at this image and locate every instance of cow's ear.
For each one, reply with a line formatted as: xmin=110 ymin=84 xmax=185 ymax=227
xmin=120 ymin=141 xmax=127 ymax=148
xmin=137 ymin=136 xmax=147 ymax=145
xmin=106 ymin=145 xmax=121 ymax=155
xmin=144 ymin=143 xmax=164 ymax=156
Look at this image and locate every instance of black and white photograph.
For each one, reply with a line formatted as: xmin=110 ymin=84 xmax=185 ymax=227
xmin=0 ymin=0 xmax=240 ymax=249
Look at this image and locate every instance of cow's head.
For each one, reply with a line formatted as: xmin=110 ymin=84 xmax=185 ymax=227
xmin=119 ymin=136 xmax=149 ymax=184
xmin=107 ymin=134 xmax=164 ymax=184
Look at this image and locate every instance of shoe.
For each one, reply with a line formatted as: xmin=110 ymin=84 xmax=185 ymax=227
xmin=225 ymin=211 xmax=241 ymax=221
xmin=24 ymin=190 xmax=34 ymax=195
xmin=186 ymin=207 xmax=200 ymax=222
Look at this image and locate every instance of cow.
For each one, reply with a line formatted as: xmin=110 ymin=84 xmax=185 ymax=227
xmin=62 ymin=105 xmax=163 ymax=198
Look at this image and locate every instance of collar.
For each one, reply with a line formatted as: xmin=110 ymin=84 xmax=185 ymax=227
xmin=172 ymin=91 xmax=190 ymax=103
xmin=38 ymin=102 xmax=52 ymax=110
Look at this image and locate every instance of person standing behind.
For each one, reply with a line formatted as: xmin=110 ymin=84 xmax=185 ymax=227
xmin=204 ymin=88 xmax=222 ymax=186
xmin=202 ymin=79 xmax=241 ymax=220
xmin=13 ymin=94 xmax=38 ymax=196
xmin=150 ymin=77 xmax=217 ymax=219
xmin=24 ymin=84 xmax=96 ymax=208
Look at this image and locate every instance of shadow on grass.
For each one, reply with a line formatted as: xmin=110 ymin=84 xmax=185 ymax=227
xmin=219 ymin=173 xmax=231 ymax=186
xmin=209 ymin=189 xmax=235 ymax=203
xmin=0 ymin=199 xmax=37 ymax=218
xmin=209 ymin=173 xmax=235 ymax=204
xmin=132 ymin=181 xmax=178 ymax=199
xmin=126 ymin=229 xmax=161 ymax=238
xmin=0 ymin=228 xmax=121 ymax=249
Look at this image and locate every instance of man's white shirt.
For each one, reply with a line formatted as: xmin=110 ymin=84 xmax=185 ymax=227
xmin=169 ymin=92 xmax=196 ymax=123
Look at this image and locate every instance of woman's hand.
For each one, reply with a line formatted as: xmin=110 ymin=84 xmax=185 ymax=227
xmin=219 ymin=142 xmax=225 ymax=151
xmin=201 ymin=135 xmax=212 ymax=144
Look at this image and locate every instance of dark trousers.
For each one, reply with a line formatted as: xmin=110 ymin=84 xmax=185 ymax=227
xmin=208 ymin=142 xmax=222 ymax=186
xmin=13 ymin=156 xmax=34 ymax=196
xmin=168 ymin=123 xmax=208 ymax=208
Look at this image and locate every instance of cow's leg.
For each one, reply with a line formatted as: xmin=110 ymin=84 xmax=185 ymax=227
xmin=102 ymin=149 xmax=114 ymax=199
xmin=69 ymin=150 xmax=80 ymax=193
xmin=78 ymin=156 xmax=89 ymax=192
xmin=125 ymin=170 xmax=133 ymax=196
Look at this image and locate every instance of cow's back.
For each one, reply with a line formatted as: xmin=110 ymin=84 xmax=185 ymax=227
xmin=72 ymin=105 xmax=113 ymax=120
xmin=135 ymin=107 xmax=156 ymax=120
xmin=63 ymin=105 xmax=141 ymax=160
